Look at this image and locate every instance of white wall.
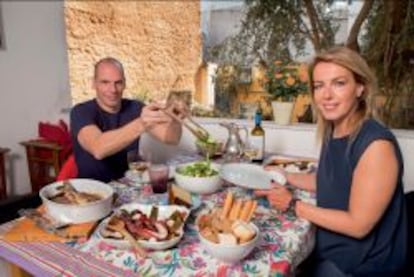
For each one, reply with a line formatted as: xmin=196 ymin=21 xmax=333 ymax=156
xmin=0 ymin=1 xmax=71 ymax=195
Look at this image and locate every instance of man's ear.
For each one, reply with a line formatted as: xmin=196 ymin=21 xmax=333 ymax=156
xmin=91 ymin=78 xmax=96 ymax=90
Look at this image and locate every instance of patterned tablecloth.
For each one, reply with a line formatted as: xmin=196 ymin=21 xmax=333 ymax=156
xmin=0 ymin=155 xmax=316 ymax=277
xmin=77 ymin=182 xmax=316 ymax=277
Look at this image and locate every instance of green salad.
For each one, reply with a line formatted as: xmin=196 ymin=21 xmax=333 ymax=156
xmin=177 ymin=161 xmax=218 ymax=177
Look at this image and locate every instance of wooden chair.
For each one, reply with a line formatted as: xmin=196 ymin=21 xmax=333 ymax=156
xmin=0 ymin=147 xmax=10 ymax=199
xmin=20 ymin=140 xmax=63 ymax=192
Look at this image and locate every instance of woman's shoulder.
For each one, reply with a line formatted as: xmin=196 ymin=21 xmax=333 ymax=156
xmin=359 ymin=118 xmax=394 ymax=141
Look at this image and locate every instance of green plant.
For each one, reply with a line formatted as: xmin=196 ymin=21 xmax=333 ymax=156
xmin=264 ymin=61 xmax=309 ymax=102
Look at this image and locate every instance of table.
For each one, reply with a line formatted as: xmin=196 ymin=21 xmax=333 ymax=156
xmin=0 ymin=158 xmax=315 ymax=276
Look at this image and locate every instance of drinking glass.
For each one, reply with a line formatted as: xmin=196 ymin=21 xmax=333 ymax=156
xmin=127 ymin=150 xmax=150 ymax=181
xmin=243 ymin=141 xmax=259 ymax=162
xmin=148 ymin=164 xmax=169 ymax=194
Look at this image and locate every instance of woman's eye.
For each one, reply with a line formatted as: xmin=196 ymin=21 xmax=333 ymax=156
xmin=333 ymin=80 xmax=346 ymax=87
xmin=313 ymin=84 xmax=322 ymax=90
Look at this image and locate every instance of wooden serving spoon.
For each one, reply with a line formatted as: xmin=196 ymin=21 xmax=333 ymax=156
xmin=106 ymin=217 xmax=147 ymax=259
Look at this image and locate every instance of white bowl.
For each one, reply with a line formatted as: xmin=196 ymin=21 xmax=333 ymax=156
xmin=220 ymin=163 xmax=287 ymax=190
xmin=197 ymin=217 xmax=260 ymax=263
xmin=174 ymin=162 xmax=222 ymax=194
xmin=98 ymin=203 xmax=190 ymax=250
xmin=39 ymin=178 xmax=114 ymax=224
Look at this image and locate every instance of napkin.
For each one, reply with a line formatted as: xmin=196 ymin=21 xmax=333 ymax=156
xmin=1 ymin=208 xmax=98 ymax=243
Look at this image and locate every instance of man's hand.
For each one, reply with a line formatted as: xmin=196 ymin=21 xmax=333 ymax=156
xmin=140 ymin=102 xmax=172 ymax=130
xmin=165 ymin=99 xmax=189 ymax=120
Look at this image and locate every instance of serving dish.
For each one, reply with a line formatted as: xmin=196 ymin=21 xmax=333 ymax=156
xmin=263 ymin=155 xmax=317 ymax=173
xmin=197 ymin=221 xmax=259 ymax=263
xmin=220 ymin=163 xmax=286 ymax=189
xmin=39 ymin=178 xmax=114 ymax=224
xmin=195 ymin=193 xmax=259 ymax=263
xmin=174 ymin=161 xmax=222 ymax=194
xmin=97 ymin=203 xmax=190 ymax=250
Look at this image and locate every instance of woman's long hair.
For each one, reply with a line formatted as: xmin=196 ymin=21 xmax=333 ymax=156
xmin=308 ymin=46 xmax=378 ymax=145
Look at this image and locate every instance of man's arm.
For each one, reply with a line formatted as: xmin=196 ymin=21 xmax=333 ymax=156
xmin=76 ymin=102 xmax=182 ymax=160
xmin=78 ymin=117 xmax=146 ymax=160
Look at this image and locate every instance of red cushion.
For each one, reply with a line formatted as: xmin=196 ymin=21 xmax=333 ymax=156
xmin=56 ymin=154 xmax=78 ymax=181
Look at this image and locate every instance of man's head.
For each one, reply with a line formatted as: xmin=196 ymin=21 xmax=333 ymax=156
xmin=93 ymin=57 xmax=126 ymax=113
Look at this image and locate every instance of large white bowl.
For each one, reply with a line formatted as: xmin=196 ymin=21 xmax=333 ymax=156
xmin=174 ymin=162 xmax=222 ymax=194
xmin=98 ymin=203 xmax=190 ymax=250
xmin=39 ymin=178 xmax=114 ymax=224
xmin=220 ymin=163 xmax=287 ymax=190
xmin=197 ymin=216 xmax=260 ymax=263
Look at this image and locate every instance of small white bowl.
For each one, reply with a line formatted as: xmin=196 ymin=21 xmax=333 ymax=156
xmin=39 ymin=178 xmax=114 ymax=224
xmin=197 ymin=219 xmax=260 ymax=263
xmin=174 ymin=162 xmax=221 ymax=194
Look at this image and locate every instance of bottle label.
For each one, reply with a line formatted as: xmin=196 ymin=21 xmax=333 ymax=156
xmin=249 ymin=136 xmax=264 ymax=160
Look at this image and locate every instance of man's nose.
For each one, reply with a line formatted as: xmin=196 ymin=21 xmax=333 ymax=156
xmin=109 ymin=82 xmax=117 ymax=92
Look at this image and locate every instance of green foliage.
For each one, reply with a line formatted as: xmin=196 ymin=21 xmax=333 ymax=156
xmin=264 ymin=60 xmax=309 ymax=101
xmin=207 ymin=0 xmax=338 ymax=67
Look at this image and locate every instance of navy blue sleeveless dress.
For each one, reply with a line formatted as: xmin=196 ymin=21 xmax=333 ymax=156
xmin=315 ymin=119 xmax=406 ymax=276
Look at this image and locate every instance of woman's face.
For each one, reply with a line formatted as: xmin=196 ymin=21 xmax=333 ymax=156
xmin=312 ymin=61 xmax=363 ymax=134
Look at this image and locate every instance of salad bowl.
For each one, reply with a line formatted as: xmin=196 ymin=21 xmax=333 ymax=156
xmin=174 ymin=161 xmax=221 ymax=194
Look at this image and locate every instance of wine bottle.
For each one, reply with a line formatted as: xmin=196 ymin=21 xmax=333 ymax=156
xmin=250 ymin=103 xmax=265 ymax=163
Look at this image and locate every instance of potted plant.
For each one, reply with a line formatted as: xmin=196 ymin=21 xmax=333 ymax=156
xmin=263 ymin=60 xmax=309 ymax=124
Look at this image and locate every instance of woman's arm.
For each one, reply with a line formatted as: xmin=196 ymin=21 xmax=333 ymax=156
xmin=287 ymin=172 xmax=317 ymax=192
xmin=255 ymin=170 xmax=316 ymax=211
xmin=297 ymin=139 xmax=399 ymax=238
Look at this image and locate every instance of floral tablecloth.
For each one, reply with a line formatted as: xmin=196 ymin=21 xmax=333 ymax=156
xmin=78 ymin=183 xmax=315 ymax=277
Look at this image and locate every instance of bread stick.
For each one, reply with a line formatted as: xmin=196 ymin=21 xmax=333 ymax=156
xmin=245 ymin=200 xmax=257 ymax=222
xmin=221 ymin=192 xmax=233 ymax=219
xmin=239 ymin=200 xmax=253 ymax=221
xmin=229 ymin=199 xmax=242 ymax=220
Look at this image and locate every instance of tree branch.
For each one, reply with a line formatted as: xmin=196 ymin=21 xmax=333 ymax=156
xmin=346 ymin=0 xmax=374 ymax=52
xmin=303 ymin=0 xmax=321 ymax=50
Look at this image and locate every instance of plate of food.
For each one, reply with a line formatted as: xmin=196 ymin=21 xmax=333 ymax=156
xmin=220 ymin=163 xmax=286 ymax=190
xmin=39 ymin=179 xmax=114 ymax=224
xmin=263 ymin=155 xmax=317 ymax=173
xmin=97 ymin=203 xmax=190 ymax=250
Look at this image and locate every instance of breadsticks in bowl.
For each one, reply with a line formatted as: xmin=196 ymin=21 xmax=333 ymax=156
xmin=196 ymin=191 xmax=259 ymax=263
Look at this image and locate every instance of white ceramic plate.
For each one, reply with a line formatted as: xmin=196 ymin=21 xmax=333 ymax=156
xmin=125 ymin=165 xmax=175 ymax=184
xmin=97 ymin=203 xmax=190 ymax=250
xmin=220 ymin=163 xmax=287 ymax=190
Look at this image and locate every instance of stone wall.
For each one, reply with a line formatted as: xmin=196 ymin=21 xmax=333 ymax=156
xmin=64 ymin=1 xmax=201 ymax=104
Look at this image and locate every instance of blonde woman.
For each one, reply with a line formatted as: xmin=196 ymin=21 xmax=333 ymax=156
xmin=255 ymin=47 xmax=406 ymax=276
